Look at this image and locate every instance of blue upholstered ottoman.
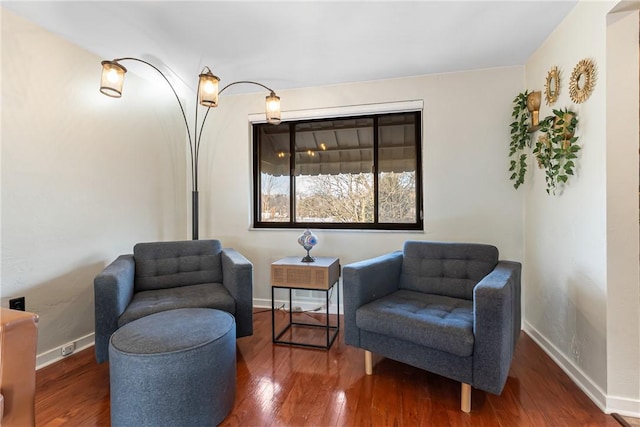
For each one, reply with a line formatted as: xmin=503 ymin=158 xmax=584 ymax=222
xmin=108 ymin=308 xmax=236 ymax=427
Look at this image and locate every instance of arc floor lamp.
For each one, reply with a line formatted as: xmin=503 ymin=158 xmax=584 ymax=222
xmin=99 ymin=57 xmax=281 ymax=240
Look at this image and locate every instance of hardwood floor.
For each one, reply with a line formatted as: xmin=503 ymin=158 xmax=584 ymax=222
xmin=36 ymin=309 xmax=619 ymax=426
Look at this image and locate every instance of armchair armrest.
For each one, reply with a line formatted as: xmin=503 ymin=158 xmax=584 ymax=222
xmin=472 ymin=260 xmax=522 ymax=394
xmin=342 ymin=251 xmax=403 ymax=346
xmin=94 ymin=254 xmax=135 ymax=363
xmin=221 ymin=248 xmax=253 ymax=337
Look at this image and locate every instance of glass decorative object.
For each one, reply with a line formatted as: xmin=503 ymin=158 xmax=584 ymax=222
xmin=298 ymin=228 xmax=318 ymax=262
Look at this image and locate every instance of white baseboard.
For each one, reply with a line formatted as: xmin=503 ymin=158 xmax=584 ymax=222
xmin=524 ymin=321 xmax=640 ymax=417
xmin=253 ymin=298 xmax=272 ymax=309
xmin=607 ymin=395 xmax=640 ymax=418
xmin=36 ymin=332 xmax=95 ymax=370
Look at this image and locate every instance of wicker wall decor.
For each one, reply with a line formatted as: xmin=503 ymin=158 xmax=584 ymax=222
xmin=544 ymin=66 xmax=560 ymax=105
xmin=569 ymin=58 xmax=596 ymax=103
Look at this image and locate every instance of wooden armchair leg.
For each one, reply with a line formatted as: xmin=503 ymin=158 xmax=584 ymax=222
xmin=461 ymin=383 xmax=471 ymax=413
xmin=365 ymin=350 xmax=373 ymax=375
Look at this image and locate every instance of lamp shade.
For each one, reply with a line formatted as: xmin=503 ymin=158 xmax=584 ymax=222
xmin=265 ymin=92 xmax=281 ymax=125
xmin=198 ymin=70 xmax=220 ymax=108
xmin=100 ymin=60 xmax=127 ymax=98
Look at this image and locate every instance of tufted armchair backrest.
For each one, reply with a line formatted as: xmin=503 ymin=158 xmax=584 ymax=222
xmin=399 ymin=241 xmax=498 ymax=300
xmin=133 ymin=240 xmax=223 ymax=292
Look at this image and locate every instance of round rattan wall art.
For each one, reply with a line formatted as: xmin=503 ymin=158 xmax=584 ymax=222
xmin=569 ymin=58 xmax=596 ymax=104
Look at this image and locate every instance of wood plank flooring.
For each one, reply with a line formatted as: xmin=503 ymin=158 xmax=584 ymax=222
xmin=35 ymin=309 xmax=620 ymax=426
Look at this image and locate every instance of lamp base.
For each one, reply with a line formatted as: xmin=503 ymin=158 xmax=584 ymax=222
xmin=192 ymin=190 xmax=199 ymax=240
xmin=301 ymin=250 xmax=315 ymax=263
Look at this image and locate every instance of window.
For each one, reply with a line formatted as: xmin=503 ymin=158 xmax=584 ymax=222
xmin=253 ymin=110 xmax=422 ymax=230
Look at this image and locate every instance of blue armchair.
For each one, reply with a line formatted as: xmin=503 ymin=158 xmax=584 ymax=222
xmin=343 ymin=241 xmax=521 ymax=412
xmin=94 ymin=239 xmax=253 ymax=363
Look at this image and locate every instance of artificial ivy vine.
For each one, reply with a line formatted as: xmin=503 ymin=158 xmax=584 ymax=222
xmin=509 ymin=91 xmax=532 ymax=189
xmin=508 ymin=90 xmax=580 ymax=195
xmin=533 ymin=108 xmax=580 ymax=195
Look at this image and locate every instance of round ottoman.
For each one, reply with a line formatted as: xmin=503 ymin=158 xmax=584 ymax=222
xmin=108 ymin=308 xmax=236 ymax=427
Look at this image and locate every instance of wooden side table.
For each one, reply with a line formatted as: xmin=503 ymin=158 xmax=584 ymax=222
xmin=271 ymin=256 xmax=340 ymax=349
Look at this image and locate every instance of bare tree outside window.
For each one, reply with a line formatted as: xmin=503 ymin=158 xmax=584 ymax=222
xmin=296 ymin=173 xmax=374 ymax=223
xmin=260 ymin=173 xmax=289 ymax=221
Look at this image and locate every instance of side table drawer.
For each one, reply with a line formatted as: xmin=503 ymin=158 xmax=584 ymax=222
xmin=271 ymin=257 xmax=340 ymax=290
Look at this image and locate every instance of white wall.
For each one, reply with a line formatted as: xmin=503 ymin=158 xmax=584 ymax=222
xmin=197 ymin=67 xmax=525 ymax=306
xmin=524 ymin=0 xmax=640 ymax=415
xmin=1 ymin=9 xmax=188 ymax=365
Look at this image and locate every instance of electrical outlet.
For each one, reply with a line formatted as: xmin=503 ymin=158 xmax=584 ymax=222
xmin=61 ymin=342 xmax=76 ymax=357
xmin=9 ymin=296 xmax=25 ymax=311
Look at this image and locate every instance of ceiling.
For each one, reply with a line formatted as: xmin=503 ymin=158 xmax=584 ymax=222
xmin=3 ymin=1 xmax=578 ymax=97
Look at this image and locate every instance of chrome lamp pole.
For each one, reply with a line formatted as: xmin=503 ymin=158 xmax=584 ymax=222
xmin=99 ymin=58 xmax=282 ymax=240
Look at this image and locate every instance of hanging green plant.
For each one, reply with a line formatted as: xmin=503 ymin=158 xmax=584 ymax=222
xmin=533 ymin=108 xmax=580 ymax=195
xmin=509 ymin=91 xmax=532 ymax=189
